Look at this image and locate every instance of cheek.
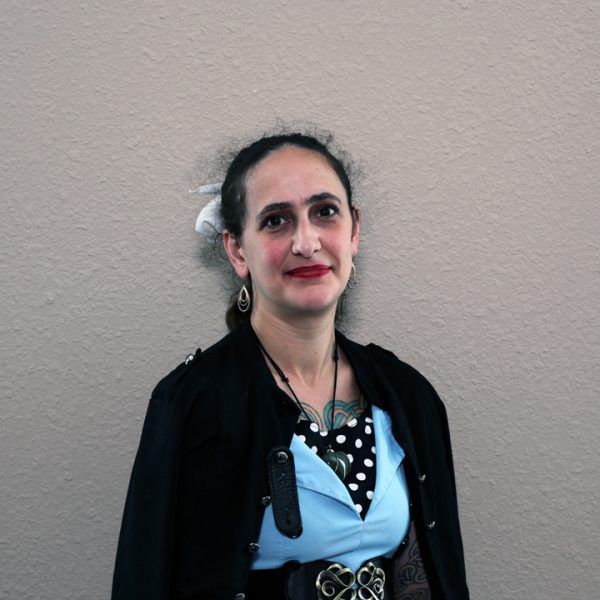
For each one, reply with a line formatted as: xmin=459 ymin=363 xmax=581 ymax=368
xmin=255 ymin=239 xmax=288 ymax=271
xmin=332 ymin=234 xmax=352 ymax=257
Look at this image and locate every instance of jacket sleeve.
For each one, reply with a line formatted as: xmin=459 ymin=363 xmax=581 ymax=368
xmin=432 ymin=386 xmax=459 ymax=497
xmin=423 ymin=379 xmax=470 ymax=599
xmin=367 ymin=342 xmax=469 ymax=598
xmin=112 ymin=357 xmax=215 ymax=600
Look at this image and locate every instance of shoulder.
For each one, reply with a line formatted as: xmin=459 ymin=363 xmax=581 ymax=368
xmin=365 ymin=342 xmax=426 ymax=381
xmin=150 ymin=326 xmax=241 ymax=400
xmin=345 ymin=336 xmax=447 ymax=420
xmin=372 ymin=341 xmax=443 ymax=395
xmin=139 ymin=334 xmax=235 ymax=452
xmin=149 ymin=348 xmax=208 ymax=406
xmin=353 ymin=338 xmax=440 ymax=396
xmin=146 ymin=325 xmax=250 ymax=425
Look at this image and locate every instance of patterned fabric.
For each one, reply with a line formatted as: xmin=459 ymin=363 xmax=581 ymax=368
xmin=295 ymin=405 xmax=377 ymax=518
xmin=251 ymin=405 xmax=410 ymax=572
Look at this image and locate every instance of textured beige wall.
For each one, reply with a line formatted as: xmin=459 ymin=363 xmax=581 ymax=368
xmin=2 ymin=1 xmax=599 ymax=598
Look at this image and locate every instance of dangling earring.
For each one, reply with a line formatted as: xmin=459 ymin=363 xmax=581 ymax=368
xmin=347 ymin=262 xmax=358 ymax=288
xmin=237 ymin=283 xmax=251 ymax=312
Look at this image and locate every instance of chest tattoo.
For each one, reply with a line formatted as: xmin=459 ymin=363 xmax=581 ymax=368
xmin=299 ymin=395 xmax=365 ymax=431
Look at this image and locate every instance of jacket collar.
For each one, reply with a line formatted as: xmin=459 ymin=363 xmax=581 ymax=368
xmin=335 ymin=328 xmax=419 ymax=469
xmin=222 ymin=319 xmax=419 ymax=469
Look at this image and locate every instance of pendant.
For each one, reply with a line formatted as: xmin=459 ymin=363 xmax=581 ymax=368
xmin=322 ymin=449 xmax=352 ymax=481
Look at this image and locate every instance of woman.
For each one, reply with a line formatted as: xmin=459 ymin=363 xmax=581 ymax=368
xmin=112 ymin=133 xmax=469 ymax=599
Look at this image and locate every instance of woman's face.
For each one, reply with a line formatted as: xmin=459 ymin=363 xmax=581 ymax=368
xmin=224 ymin=145 xmax=360 ymax=321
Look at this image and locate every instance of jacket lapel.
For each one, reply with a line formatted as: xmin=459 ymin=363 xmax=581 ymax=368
xmin=335 ymin=331 xmax=420 ymax=473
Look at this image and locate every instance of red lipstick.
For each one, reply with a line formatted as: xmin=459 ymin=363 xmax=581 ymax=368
xmin=287 ymin=265 xmax=331 ymax=278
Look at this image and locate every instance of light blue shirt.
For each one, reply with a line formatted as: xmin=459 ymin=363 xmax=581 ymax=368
xmin=251 ymin=404 xmax=410 ymax=572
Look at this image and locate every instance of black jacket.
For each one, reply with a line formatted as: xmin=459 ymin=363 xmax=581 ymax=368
xmin=112 ymin=321 xmax=469 ymax=599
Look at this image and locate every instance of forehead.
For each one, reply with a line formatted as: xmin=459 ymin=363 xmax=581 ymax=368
xmin=244 ymin=146 xmax=347 ymax=210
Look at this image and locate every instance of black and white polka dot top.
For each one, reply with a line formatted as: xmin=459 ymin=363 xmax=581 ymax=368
xmin=294 ymin=404 xmax=376 ymax=518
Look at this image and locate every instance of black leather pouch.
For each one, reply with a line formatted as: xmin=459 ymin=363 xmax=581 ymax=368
xmin=267 ymin=446 xmax=303 ymax=538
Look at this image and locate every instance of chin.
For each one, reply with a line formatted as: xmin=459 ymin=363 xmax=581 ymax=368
xmin=284 ymin=292 xmax=341 ymax=316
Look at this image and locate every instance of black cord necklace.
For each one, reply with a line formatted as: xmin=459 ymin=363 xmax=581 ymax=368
xmin=257 ymin=337 xmax=352 ymax=482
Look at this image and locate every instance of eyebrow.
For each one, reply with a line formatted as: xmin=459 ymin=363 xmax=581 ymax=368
xmin=255 ymin=192 xmax=342 ymax=222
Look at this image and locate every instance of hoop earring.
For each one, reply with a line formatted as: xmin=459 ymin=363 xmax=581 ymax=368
xmin=347 ymin=262 xmax=358 ymax=288
xmin=237 ymin=283 xmax=251 ymax=313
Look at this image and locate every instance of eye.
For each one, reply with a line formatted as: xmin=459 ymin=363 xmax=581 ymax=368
xmin=262 ymin=214 xmax=286 ymax=229
xmin=316 ymin=204 xmax=339 ymax=218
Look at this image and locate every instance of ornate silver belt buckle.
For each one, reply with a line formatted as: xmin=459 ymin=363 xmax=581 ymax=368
xmin=356 ymin=562 xmax=386 ymax=599
xmin=315 ymin=561 xmax=385 ymax=600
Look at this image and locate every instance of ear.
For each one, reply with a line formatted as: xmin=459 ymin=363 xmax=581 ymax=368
xmin=351 ymin=206 xmax=361 ymax=257
xmin=223 ymin=230 xmax=250 ymax=279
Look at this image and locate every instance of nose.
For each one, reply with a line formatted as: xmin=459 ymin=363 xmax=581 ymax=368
xmin=291 ymin=218 xmax=321 ymax=257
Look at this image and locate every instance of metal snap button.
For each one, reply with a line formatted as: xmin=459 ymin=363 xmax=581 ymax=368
xmin=418 ymin=473 xmax=427 ymax=483
xmin=184 ymin=353 xmax=195 ymax=364
xmin=426 ymin=520 xmax=436 ymax=530
xmin=234 ymin=594 xmax=245 ymax=599
xmin=275 ymin=450 xmax=288 ymax=464
xmin=260 ymin=495 xmax=271 ymax=506
xmin=247 ymin=542 xmax=260 ymax=553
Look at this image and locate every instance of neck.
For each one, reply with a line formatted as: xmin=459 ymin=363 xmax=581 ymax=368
xmin=250 ymin=308 xmax=336 ymax=386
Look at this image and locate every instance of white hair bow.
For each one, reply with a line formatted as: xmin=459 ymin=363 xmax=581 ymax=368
xmin=190 ymin=183 xmax=223 ymax=240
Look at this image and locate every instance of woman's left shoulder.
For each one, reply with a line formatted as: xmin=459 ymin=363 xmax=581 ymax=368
xmin=365 ymin=341 xmax=440 ymax=392
xmin=357 ymin=340 xmax=449 ymax=420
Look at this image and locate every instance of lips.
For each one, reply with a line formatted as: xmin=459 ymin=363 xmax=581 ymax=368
xmin=286 ymin=265 xmax=331 ymax=278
